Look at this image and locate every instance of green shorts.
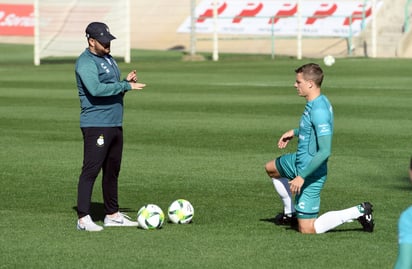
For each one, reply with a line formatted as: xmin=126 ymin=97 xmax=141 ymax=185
xmin=275 ymin=153 xmax=327 ymax=219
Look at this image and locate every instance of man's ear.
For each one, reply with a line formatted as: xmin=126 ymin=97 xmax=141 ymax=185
xmin=88 ymin=38 xmax=95 ymax=47
xmin=308 ymin=80 xmax=314 ymax=88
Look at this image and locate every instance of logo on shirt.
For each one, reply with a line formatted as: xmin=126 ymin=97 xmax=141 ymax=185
xmin=96 ymin=135 xmax=105 ymax=147
xmin=100 ymin=62 xmax=110 ymax=73
xmin=318 ymin=123 xmax=331 ymax=134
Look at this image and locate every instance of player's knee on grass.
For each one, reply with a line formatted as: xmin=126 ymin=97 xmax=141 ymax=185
xmin=298 ymin=219 xmax=316 ymax=234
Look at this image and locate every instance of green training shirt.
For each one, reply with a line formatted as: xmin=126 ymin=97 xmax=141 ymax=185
xmin=296 ymin=94 xmax=333 ymax=179
xmin=395 ymin=206 xmax=412 ymax=269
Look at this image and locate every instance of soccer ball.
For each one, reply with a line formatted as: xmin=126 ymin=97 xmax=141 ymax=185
xmin=168 ymin=199 xmax=194 ymax=224
xmin=137 ymin=204 xmax=165 ymax=230
xmin=323 ymin=55 xmax=335 ymax=66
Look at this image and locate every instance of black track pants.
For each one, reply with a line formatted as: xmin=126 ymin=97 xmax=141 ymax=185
xmin=77 ymin=127 xmax=123 ymax=218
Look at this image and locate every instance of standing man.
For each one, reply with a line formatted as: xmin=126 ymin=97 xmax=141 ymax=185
xmin=75 ymin=22 xmax=146 ymax=231
xmin=264 ymin=63 xmax=374 ymax=234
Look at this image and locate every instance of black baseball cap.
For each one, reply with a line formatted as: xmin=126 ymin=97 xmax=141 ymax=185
xmin=85 ymin=22 xmax=116 ymax=44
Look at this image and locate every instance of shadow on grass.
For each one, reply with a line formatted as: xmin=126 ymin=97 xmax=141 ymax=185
xmin=391 ymin=177 xmax=412 ymax=191
xmin=72 ymin=203 xmax=135 ymax=222
xmin=260 ymin=217 xmax=298 ymax=231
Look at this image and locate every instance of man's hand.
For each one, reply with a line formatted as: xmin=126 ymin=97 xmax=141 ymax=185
xmin=127 ymin=70 xmax=138 ymax=82
xmin=129 ymin=82 xmax=146 ymax=90
xmin=277 ymin=129 xmax=295 ymax=149
xmin=289 ymin=175 xmax=304 ymax=195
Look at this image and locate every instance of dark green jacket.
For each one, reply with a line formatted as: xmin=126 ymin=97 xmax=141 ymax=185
xmin=75 ymin=49 xmax=131 ymax=127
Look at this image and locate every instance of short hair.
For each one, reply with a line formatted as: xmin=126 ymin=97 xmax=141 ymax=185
xmin=295 ymin=63 xmax=324 ymax=88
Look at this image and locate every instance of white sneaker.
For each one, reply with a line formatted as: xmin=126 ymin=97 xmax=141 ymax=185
xmin=77 ymin=215 xmax=104 ymax=232
xmin=104 ymin=212 xmax=139 ymax=227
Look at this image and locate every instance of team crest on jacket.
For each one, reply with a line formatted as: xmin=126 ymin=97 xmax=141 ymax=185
xmin=96 ymin=135 xmax=104 ymax=147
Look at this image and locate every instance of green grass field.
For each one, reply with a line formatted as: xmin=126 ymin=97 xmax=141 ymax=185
xmin=0 ymin=44 xmax=411 ymax=268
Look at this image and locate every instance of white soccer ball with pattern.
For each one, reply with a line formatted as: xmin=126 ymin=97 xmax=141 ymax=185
xmin=137 ymin=204 xmax=165 ymax=230
xmin=168 ymin=199 xmax=194 ymax=224
xmin=323 ymin=55 xmax=335 ymax=66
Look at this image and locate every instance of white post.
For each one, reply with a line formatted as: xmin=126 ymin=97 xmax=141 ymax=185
xmin=190 ymin=0 xmax=196 ymax=56
xmin=34 ymin=0 xmax=40 ymax=66
xmin=371 ymin=0 xmax=377 ymax=58
xmin=125 ymin=0 xmax=131 ymax=63
xmin=212 ymin=0 xmax=219 ymax=61
xmin=296 ymin=0 xmax=302 ymax=60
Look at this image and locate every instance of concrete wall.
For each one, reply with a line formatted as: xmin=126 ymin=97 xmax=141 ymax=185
xmin=397 ymin=29 xmax=412 ymax=57
xmin=352 ymin=0 xmax=408 ymax=57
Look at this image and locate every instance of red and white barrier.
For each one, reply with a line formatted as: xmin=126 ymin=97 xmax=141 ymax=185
xmin=178 ymin=0 xmax=382 ymax=37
